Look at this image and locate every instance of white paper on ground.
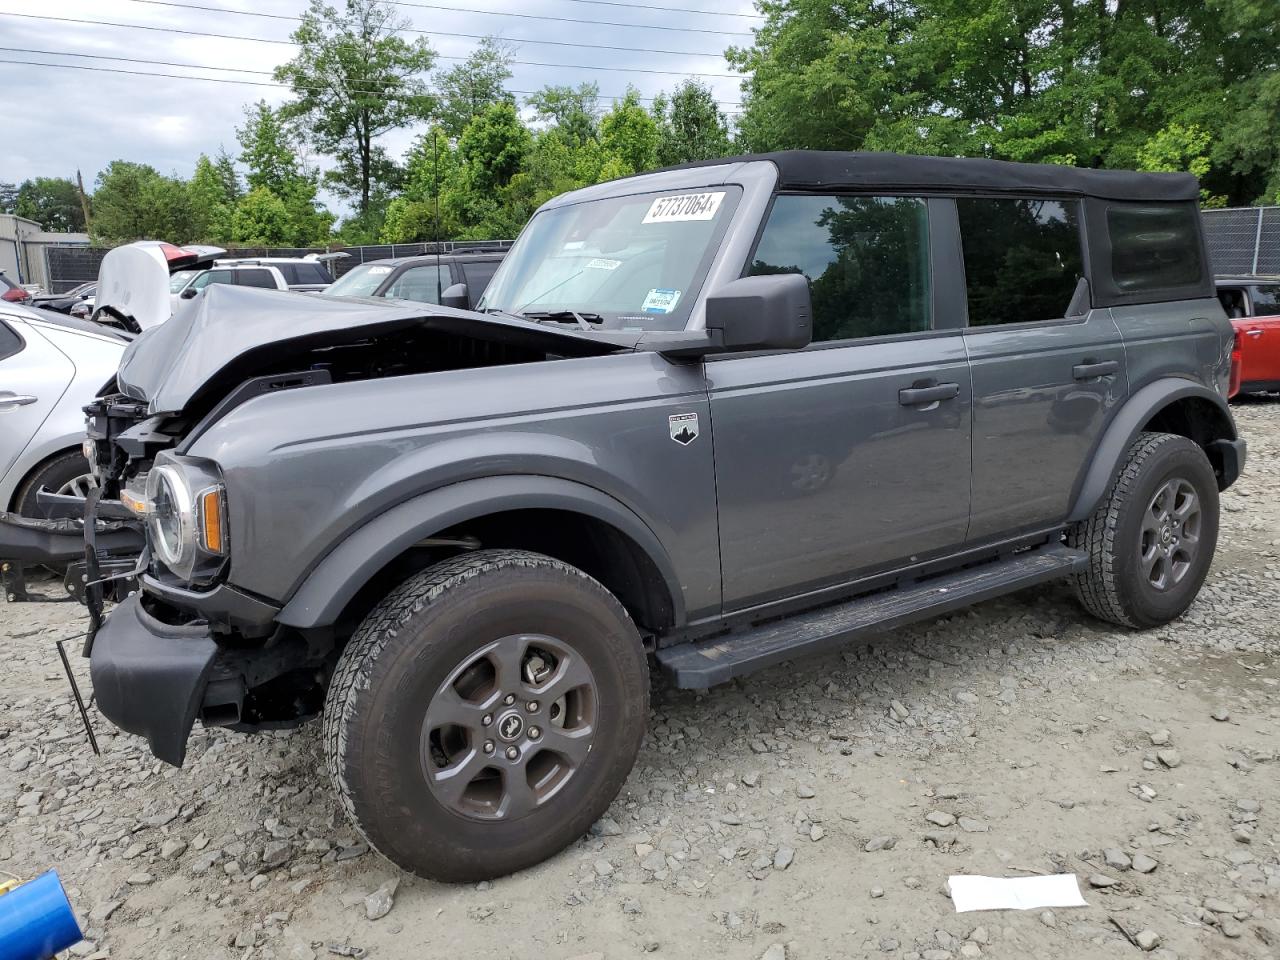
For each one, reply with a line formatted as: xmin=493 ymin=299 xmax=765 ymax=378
xmin=948 ymin=874 xmax=1088 ymax=913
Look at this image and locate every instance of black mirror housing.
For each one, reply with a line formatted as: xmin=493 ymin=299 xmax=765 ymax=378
xmin=441 ymin=282 xmax=469 ymax=310
xmin=180 ymin=288 xmax=199 ymax=300
xmin=705 ymin=273 xmax=812 ymax=353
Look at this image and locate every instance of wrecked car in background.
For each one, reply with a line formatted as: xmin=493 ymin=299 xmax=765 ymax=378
xmin=0 ymin=151 xmax=1246 ymax=885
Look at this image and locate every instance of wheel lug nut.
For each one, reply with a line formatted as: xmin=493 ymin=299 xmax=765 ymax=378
xmin=526 ymin=700 xmax=539 ymax=713
xmin=483 ymin=740 xmax=494 ymax=754
xmin=481 ymin=714 xmax=493 ymax=727
xmin=504 ymin=694 xmax=516 ymax=706
xmin=505 ymin=746 xmax=519 ymax=760
xmin=528 ymin=726 xmax=541 ymax=739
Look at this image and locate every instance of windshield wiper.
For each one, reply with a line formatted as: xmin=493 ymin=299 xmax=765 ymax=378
xmin=521 ymin=310 xmax=604 ymax=331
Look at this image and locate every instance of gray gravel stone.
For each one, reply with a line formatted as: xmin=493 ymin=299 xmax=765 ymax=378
xmin=773 ymin=846 xmax=794 ymax=870
xmin=1131 ymin=853 xmax=1158 ymax=874
xmin=1135 ymin=929 xmax=1160 ymax=951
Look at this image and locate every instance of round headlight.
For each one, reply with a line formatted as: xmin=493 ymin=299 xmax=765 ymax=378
xmin=147 ymin=464 xmax=195 ymax=570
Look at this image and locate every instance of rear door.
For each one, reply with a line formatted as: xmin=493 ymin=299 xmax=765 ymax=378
xmin=710 ymin=194 xmax=973 ymax=610
xmin=1242 ymin=283 xmax=1280 ymax=386
xmin=0 ymin=318 xmax=73 ymax=486
xmin=957 ymin=197 xmax=1128 ymax=541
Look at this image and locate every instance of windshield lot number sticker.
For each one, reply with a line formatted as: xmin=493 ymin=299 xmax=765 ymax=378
xmin=586 ymin=258 xmax=621 ymax=270
xmin=642 ymin=288 xmax=681 ymax=314
xmin=669 ymin=412 xmax=699 ymax=446
xmin=642 ymin=192 xmax=725 ymax=224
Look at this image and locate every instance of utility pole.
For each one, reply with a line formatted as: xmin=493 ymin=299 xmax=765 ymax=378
xmin=75 ymin=169 xmax=92 ymax=235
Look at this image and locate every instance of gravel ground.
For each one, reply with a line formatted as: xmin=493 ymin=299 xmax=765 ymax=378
xmin=2 ymin=397 xmax=1278 ymax=960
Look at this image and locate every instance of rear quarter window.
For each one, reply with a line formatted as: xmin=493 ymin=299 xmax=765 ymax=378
xmin=1250 ymin=284 xmax=1280 ymax=316
xmin=237 ymin=269 xmax=278 ymax=289
xmin=1105 ymin=203 xmax=1205 ymax=295
xmin=0 ymin=319 xmax=23 ymax=361
xmin=294 ymin=262 xmax=332 ymax=284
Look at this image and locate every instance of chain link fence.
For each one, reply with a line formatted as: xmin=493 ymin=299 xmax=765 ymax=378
xmin=1202 ymin=206 xmax=1280 ymax=276
xmin=42 ymin=240 xmax=515 ymax=293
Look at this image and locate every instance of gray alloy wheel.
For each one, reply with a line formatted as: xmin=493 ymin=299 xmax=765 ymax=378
xmin=421 ymin=633 xmax=599 ymax=822
xmin=55 ymin=473 xmax=98 ymax=500
xmin=1139 ymin=477 xmax=1202 ymax=592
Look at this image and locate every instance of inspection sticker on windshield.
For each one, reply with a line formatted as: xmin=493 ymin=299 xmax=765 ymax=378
xmin=586 ymin=258 xmax=622 ymax=270
xmin=642 ymin=288 xmax=681 ymax=314
xmin=642 ymin=191 xmax=725 ymax=224
xmin=368 ymin=265 xmax=392 ymax=275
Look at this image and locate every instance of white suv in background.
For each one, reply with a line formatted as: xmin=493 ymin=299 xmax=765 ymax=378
xmin=170 ymin=255 xmax=342 ymax=309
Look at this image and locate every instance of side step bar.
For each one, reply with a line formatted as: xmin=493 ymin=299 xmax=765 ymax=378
xmin=656 ymin=543 xmax=1087 ymax=688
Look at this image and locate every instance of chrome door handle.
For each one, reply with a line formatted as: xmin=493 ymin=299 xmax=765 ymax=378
xmin=0 ymin=393 xmax=37 ymax=410
xmin=1245 ymin=329 xmax=1263 ymax=338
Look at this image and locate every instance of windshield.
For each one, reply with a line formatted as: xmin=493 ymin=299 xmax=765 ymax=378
xmin=169 ymin=270 xmax=200 ymax=293
xmin=479 ymin=186 xmax=741 ymax=330
xmin=322 ymin=263 xmax=394 ymax=298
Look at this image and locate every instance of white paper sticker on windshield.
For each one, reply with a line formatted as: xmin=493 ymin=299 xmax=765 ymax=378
xmin=562 ymin=241 xmax=585 ymax=250
xmin=586 ymin=258 xmax=622 ymax=271
xmin=642 ymin=192 xmax=725 ymax=224
xmin=368 ymin=265 xmax=392 ymax=275
xmin=642 ymin=288 xmax=681 ymax=314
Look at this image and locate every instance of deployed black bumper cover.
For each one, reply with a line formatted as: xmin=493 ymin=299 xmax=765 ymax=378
xmin=89 ymin=593 xmax=218 ymax=767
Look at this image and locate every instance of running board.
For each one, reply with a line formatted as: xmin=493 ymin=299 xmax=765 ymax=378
xmin=656 ymin=543 xmax=1086 ymax=688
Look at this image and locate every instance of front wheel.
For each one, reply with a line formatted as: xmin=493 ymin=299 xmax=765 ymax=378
xmin=324 ymin=549 xmax=649 ymax=881
xmin=1068 ymin=432 xmax=1220 ymax=628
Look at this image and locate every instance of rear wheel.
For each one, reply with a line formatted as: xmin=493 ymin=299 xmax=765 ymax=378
xmin=324 ymin=549 xmax=649 ymax=881
xmin=1069 ymin=432 xmax=1219 ymax=628
xmin=13 ymin=451 xmax=96 ymax=517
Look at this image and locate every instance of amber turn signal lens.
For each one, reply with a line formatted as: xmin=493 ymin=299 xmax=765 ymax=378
xmin=199 ymin=488 xmax=225 ymax=554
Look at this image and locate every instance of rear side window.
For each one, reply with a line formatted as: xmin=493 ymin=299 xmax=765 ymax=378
xmin=0 ymin=320 xmax=22 ymax=361
xmin=1107 ymin=204 xmax=1204 ymax=294
xmin=748 ymin=194 xmax=931 ymax=342
xmin=460 ymin=261 xmax=500 ymax=299
xmin=236 ymin=269 xmax=277 ymax=289
xmin=1251 ymin=284 xmax=1280 ymax=316
xmin=296 ymin=262 xmax=332 ymax=284
xmin=958 ymin=198 xmax=1084 ymax=326
xmin=191 ymin=269 xmax=233 ymax=291
xmin=275 ymin=264 xmax=300 ymax=284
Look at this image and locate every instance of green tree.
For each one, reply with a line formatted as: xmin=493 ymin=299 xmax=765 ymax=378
xmin=380 ymin=127 xmax=460 ymax=242
xmin=14 ymin=177 xmax=85 ymax=232
xmin=236 ymin=102 xmax=334 ymax=244
xmin=527 ymin=83 xmax=601 ymax=147
xmin=436 ymin=38 xmax=514 ymax=140
xmin=91 ymin=161 xmax=194 ymax=245
xmin=0 ymin=182 xmax=16 ymax=214
xmin=231 ymin=186 xmax=293 ymax=246
xmin=599 ymin=88 xmax=660 ymax=176
xmin=652 ymin=81 xmax=733 ymax=167
xmin=1137 ymin=124 xmax=1228 ymax=207
xmin=213 ymin=147 xmax=243 ymax=204
xmin=275 ymin=0 xmax=436 ymax=217
xmin=443 ymin=102 xmax=534 ymax=239
xmin=187 ymin=155 xmax=235 ymax=243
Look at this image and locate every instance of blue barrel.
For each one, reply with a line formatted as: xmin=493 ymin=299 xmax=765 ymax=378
xmin=0 ymin=871 xmax=84 ymax=960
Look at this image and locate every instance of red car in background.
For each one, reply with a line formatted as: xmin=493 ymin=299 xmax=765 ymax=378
xmin=0 ymin=270 xmax=31 ymax=304
xmin=1218 ymin=276 xmax=1280 ymax=396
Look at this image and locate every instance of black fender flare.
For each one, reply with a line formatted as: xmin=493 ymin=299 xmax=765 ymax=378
xmin=1066 ymin=378 xmax=1237 ymax=523
xmin=275 ymin=475 xmax=686 ymax=630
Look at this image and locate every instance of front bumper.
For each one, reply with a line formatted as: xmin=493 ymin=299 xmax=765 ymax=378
xmin=89 ymin=593 xmax=219 ymax=767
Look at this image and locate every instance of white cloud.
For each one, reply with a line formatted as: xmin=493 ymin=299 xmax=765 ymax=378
xmin=0 ymin=0 xmax=758 ymax=217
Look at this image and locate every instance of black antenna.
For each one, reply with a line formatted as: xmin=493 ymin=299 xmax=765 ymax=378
xmin=433 ymin=126 xmax=443 ymax=303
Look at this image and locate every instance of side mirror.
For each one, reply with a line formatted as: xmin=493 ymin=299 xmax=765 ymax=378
xmin=180 ymin=287 xmax=199 ymax=300
xmin=441 ymin=282 xmax=469 ymax=310
xmin=706 ymin=273 xmax=812 ymax=353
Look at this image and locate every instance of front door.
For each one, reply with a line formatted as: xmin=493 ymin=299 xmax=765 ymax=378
xmin=709 ymin=194 xmax=972 ymax=611
xmin=0 ymin=317 xmax=74 ymax=484
xmin=955 ymin=197 xmax=1128 ymax=540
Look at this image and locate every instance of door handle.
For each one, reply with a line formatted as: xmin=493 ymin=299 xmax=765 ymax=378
xmin=1072 ymin=360 xmax=1119 ymax=380
xmin=0 ymin=393 xmax=37 ymax=410
xmin=899 ymin=382 xmax=960 ymax=406
xmin=1245 ymin=329 xmax=1263 ymax=338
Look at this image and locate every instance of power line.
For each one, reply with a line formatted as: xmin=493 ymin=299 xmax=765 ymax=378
xmin=117 ymin=0 xmax=753 ymax=38
xmin=389 ymin=0 xmax=763 ymax=21
xmin=0 ymin=46 xmax=744 ymax=102
xmin=0 ymin=10 xmax=731 ymax=62
xmin=0 ymin=21 xmax=739 ymax=81
xmin=0 ymin=57 xmax=744 ymax=112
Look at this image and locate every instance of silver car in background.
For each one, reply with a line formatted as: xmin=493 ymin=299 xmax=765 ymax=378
xmin=0 ymin=304 xmax=128 ymax=517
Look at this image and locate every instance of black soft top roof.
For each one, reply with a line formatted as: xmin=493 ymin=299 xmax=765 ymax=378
xmin=669 ymin=150 xmax=1199 ymax=202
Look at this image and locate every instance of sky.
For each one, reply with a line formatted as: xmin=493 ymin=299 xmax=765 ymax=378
xmin=0 ymin=0 xmax=759 ymax=218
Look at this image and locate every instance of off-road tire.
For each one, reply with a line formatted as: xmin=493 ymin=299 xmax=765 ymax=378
xmin=324 ymin=549 xmax=649 ymax=882
xmin=13 ymin=451 xmax=93 ymax=517
xmin=1068 ymin=432 xmax=1219 ymax=628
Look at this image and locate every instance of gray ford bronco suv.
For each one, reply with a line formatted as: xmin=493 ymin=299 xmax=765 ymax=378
xmin=4 ymin=151 xmax=1245 ymax=881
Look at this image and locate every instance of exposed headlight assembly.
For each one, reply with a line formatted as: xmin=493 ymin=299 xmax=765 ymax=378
xmin=145 ymin=454 xmax=228 ymax=584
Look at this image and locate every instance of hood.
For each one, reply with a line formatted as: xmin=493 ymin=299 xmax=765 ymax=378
xmin=96 ymin=242 xmax=225 ymax=330
xmin=116 ymin=283 xmax=634 ymax=416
